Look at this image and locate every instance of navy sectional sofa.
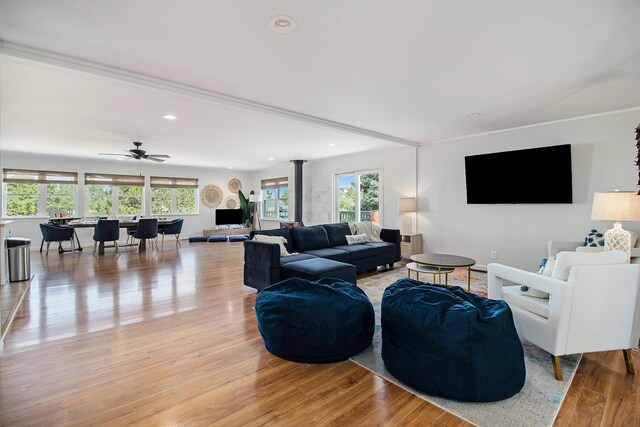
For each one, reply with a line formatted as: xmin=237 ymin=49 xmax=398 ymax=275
xmin=243 ymin=223 xmax=401 ymax=292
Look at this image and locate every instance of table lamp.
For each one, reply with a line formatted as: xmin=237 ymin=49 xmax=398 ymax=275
xmin=591 ymin=191 xmax=640 ymax=262
xmin=249 ymin=193 xmax=262 ymax=230
xmin=398 ymin=197 xmax=417 ymax=234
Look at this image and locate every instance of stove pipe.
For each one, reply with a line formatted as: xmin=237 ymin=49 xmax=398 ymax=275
xmin=290 ymin=160 xmax=307 ymax=223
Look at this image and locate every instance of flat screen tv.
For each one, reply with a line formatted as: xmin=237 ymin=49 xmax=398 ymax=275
xmin=464 ymin=144 xmax=572 ymax=204
xmin=215 ymin=209 xmax=243 ymax=225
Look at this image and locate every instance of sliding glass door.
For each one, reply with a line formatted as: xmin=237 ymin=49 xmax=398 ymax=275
xmin=336 ymin=170 xmax=380 ymax=224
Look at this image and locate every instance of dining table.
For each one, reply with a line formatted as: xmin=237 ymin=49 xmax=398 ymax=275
xmin=67 ymin=219 xmax=173 ymax=253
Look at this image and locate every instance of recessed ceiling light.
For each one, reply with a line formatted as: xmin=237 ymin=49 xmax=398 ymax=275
xmin=227 ymin=166 xmax=233 ymax=170
xmin=268 ymin=157 xmax=274 ymax=160
xmin=466 ymin=112 xmax=482 ymax=118
xmin=328 ymin=143 xmax=336 ymax=147
xmin=162 ymin=114 xmax=178 ymax=120
xmin=269 ymin=15 xmax=297 ymax=33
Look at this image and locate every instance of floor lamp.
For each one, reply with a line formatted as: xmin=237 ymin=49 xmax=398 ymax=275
xmin=591 ymin=191 xmax=640 ymax=262
xmin=398 ymin=197 xmax=417 ymax=234
xmin=249 ymin=194 xmax=262 ymax=230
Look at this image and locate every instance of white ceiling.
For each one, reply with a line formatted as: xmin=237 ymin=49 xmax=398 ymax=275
xmin=1 ymin=0 xmax=639 ymax=170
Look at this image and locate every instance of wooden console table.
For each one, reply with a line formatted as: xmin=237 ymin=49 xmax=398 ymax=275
xmin=203 ymin=228 xmax=251 ymax=237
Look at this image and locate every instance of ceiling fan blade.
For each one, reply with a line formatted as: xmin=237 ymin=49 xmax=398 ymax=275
xmin=145 ymin=154 xmax=170 ymax=158
xmin=99 ymin=153 xmax=126 ymax=156
xmin=145 ymin=156 xmax=165 ymax=162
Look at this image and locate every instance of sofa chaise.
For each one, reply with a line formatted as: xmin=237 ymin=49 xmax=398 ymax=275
xmin=243 ymin=223 xmax=401 ymax=292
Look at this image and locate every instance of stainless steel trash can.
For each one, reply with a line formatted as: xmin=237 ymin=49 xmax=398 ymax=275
xmin=6 ymin=237 xmax=31 ymax=282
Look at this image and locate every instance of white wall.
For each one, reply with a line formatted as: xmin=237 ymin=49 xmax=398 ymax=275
xmin=418 ymin=110 xmax=640 ymax=270
xmin=0 ymin=151 xmax=252 ymax=247
xmin=249 ymin=146 xmax=418 ymax=230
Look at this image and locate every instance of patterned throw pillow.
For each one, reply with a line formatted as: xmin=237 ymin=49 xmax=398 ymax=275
xmin=584 ymin=229 xmax=604 ymax=247
xmin=346 ymin=234 xmax=369 ymax=245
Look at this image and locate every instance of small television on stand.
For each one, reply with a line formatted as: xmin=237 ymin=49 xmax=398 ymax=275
xmin=215 ymin=209 xmax=243 ymax=226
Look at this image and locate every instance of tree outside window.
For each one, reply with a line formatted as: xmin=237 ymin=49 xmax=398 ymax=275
xmin=151 ymin=187 xmax=172 ymax=214
xmin=118 ymin=185 xmax=143 ymax=215
xmin=46 ymin=184 xmax=76 ymax=215
xmin=5 ymin=183 xmax=38 ymax=217
xmin=176 ymin=188 xmax=197 ymax=213
xmin=336 ymin=171 xmax=380 ymax=224
xmin=85 ymin=185 xmax=112 ymax=215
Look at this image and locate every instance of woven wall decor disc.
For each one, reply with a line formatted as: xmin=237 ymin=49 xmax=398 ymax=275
xmin=223 ymin=197 xmax=239 ymax=209
xmin=228 ymin=178 xmax=242 ymax=193
xmin=200 ymin=184 xmax=223 ymax=208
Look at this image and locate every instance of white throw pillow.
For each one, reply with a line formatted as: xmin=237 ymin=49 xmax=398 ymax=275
xmin=346 ymin=234 xmax=369 ymax=245
xmin=551 ymin=250 xmax=628 ymax=281
xmin=252 ymin=234 xmax=294 ymax=256
xmin=541 ymin=257 xmax=555 ymax=276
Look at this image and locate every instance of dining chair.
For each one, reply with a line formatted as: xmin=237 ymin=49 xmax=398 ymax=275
xmin=39 ymin=223 xmax=75 ymax=256
xmin=93 ymin=219 xmax=120 ymax=255
xmin=132 ymin=218 xmax=159 ymax=251
xmin=158 ymin=218 xmax=184 ymax=250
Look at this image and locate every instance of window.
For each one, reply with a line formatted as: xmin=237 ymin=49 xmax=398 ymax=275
xmin=3 ymin=169 xmax=78 ymax=217
xmin=150 ymin=176 xmax=198 ymax=214
xmin=261 ymin=177 xmax=288 ymax=220
xmin=85 ymin=173 xmax=145 ymax=216
xmin=336 ymin=170 xmax=380 ymax=224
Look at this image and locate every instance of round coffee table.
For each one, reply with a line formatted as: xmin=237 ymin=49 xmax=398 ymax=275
xmin=406 ymin=262 xmax=455 ymax=285
xmin=409 ymin=254 xmax=476 ymax=291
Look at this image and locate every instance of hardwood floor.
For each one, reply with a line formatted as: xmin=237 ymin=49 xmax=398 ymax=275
xmin=0 ymin=242 xmax=638 ymax=426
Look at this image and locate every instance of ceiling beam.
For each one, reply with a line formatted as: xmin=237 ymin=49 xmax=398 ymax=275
xmin=0 ymin=40 xmax=421 ymax=148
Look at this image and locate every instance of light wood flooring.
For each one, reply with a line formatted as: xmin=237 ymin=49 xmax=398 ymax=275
xmin=0 ymin=242 xmax=638 ymax=426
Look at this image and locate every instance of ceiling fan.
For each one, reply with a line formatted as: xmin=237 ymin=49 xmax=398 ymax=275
xmin=99 ymin=141 xmax=170 ymax=162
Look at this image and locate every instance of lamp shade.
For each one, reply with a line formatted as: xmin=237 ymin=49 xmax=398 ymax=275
xmin=249 ymin=194 xmax=262 ymax=203
xmin=591 ymin=191 xmax=640 ymax=221
xmin=398 ymin=197 xmax=417 ymax=213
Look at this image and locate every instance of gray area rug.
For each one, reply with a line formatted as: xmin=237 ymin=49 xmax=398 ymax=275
xmin=352 ymin=269 xmax=581 ymax=427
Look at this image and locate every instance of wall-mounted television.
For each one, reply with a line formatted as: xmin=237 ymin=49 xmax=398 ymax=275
xmin=215 ymin=209 xmax=243 ymax=225
xmin=464 ymin=144 xmax=572 ymax=204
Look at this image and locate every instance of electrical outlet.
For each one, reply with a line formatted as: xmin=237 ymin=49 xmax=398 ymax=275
xmin=491 ymin=251 xmax=498 ymax=259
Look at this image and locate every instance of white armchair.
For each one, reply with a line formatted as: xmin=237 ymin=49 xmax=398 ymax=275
xmin=488 ymin=250 xmax=640 ymax=380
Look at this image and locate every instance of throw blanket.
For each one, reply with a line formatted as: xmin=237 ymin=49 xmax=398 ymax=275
xmin=348 ymin=221 xmax=383 ymax=242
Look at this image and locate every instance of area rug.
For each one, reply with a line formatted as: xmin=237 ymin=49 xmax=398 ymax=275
xmin=352 ymin=266 xmax=581 ymax=427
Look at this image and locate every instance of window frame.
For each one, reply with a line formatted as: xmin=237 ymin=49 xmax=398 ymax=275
xmin=260 ymin=177 xmax=289 ymax=220
xmin=84 ymin=173 xmax=145 ymax=217
xmin=150 ymin=176 xmax=199 ymax=215
xmin=334 ymin=169 xmax=382 ymax=224
xmin=2 ymin=169 xmax=79 ymax=218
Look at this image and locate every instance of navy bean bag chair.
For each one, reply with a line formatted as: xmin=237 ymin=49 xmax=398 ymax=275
xmin=255 ymin=277 xmax=374 ymax=363
xmin=382 ymin=279 xmax=525 ymax=402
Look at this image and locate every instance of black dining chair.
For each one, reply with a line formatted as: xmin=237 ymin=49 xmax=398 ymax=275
xmin=93 ymin=220 xmax=120 ymax=255
xmin=132 ymin=218 xmax=159 ymax=251
xmin=158 ymin=218 xmax=184 ymax=250
xmin=125 ymin=227 xmax=137 ymax=247
xmin=39 ymin=223 xmax=75 ymax=256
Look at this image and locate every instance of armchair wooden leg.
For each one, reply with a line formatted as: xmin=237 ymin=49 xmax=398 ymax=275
xmin=45 ymin=242 xmax=50 ymax=257
xmin=176 ymin=234 xmax=181 ymax=247
xmin=552 ymin=355 xmax=563 ymax=381
xmin=623 ymin=349 xmax=635 ymax=375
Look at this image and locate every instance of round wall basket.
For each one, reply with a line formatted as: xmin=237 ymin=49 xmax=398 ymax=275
xmin=200 ymin=184 xmax=223 ymax=208
xmin=223 ymin=196 xmax=239 ymax=209
xmin=228 ymin=178 xmax=242 ymax=194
